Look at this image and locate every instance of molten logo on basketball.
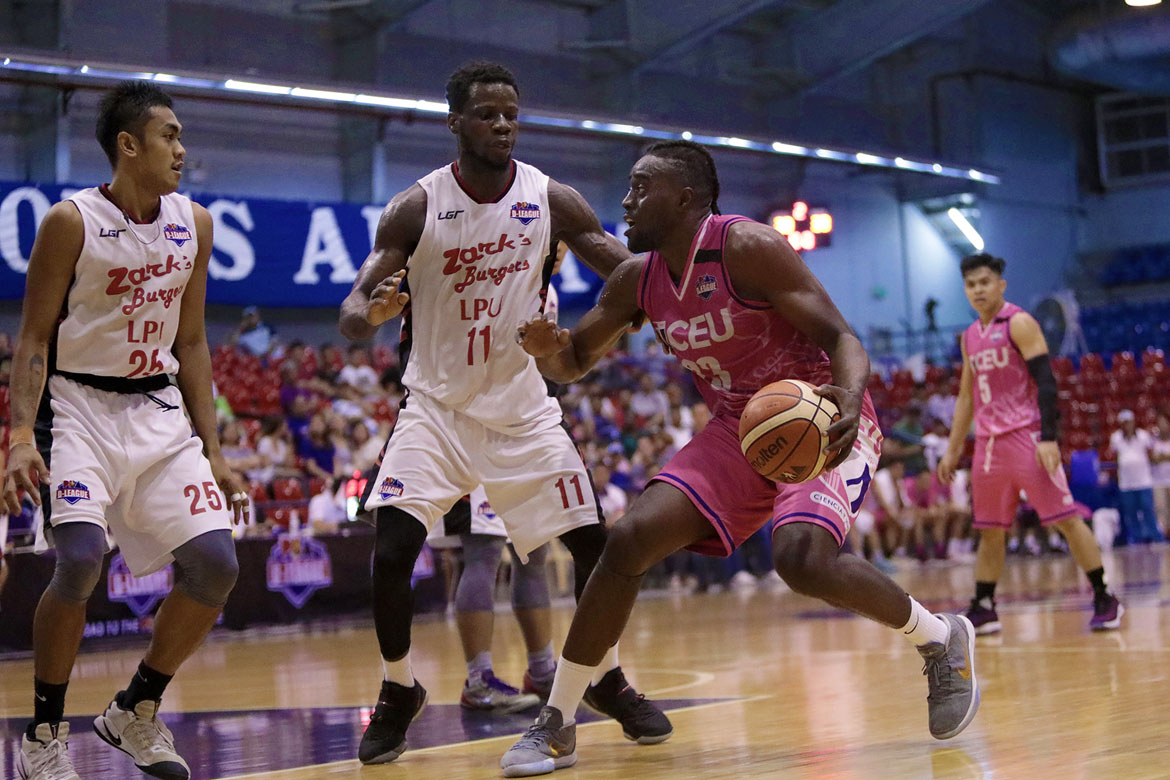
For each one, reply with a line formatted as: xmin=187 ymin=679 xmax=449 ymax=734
xmin=748 ymin=438 xmax=788 ymax=473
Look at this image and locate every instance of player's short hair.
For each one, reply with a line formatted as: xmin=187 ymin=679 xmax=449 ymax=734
xmin=96 ymin=80 xmax=174 ymax=168
xmin=446 ymin=61 xmax=518 ymax=113
xmin=643 ymin=140 xmax=721 ymax=214
xmin=960 ymin=253 xmax=1006 ymax=277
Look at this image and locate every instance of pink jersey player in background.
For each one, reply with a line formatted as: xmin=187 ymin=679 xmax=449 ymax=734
xmin=937 ymin=253 xmax=1122 ymax=635
xmin=499 ymin=141 xmax=979 ymax=778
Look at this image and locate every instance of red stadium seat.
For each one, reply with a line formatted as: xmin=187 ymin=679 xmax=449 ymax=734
xmin=272 ymin=478 xmax=305 ymax=501
xmin=249 ymin=481 xmax=271 ymax=503
xmin=307 ymin=477 xmax=327 ymax=497
xmin=1080 ymin=352 xmax=1105 ymax=377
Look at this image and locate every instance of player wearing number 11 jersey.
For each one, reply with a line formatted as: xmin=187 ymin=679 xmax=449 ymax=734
xmin=339 ymin=61 xmax=670 ymax=766
xmin=937 ymin=253 xmax=1122 ymax=635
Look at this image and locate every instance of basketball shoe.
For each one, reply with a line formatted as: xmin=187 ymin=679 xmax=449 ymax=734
xmin=963 ymin=597 xmax=1001 ymax=635
xmin=18 ymin=722 xmax=81 ymax=780
xmin=918 ymin=613 xmax=980 ymax=740
xmin=523 ymin=669 xmax=555 ymax=700
xmin=500 ymin=705 xmax=577 ymax=777
xmin=582 ymin=667 xmax=672 ymax=744
xmin=358 ymin=680 xmax=428 ymax=764
xmin=461 ymin=671 xmax=540 ymax=713
xmin=94 ymin=698 xmax=190 ymax=780
xmin=1089 ymin=593 xmax=1124 ymax=631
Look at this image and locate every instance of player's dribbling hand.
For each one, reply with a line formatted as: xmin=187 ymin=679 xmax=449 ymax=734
xmin=937 ymin=451 xmax=959 ymax=485
xmin=1035 ymin=440 xmax=1062 ymax=476
xmin=815 ymin=384 xmax=862 ymax=470
xmin=366 ymin=270 xmax=410 ymax=327
xmin=209 ymin=454 xmax=250 ymax=526
xmin=2 ymin=444 xmax=49 ymax=515
xmin=516 ymin=314 xmax=570 ymax=358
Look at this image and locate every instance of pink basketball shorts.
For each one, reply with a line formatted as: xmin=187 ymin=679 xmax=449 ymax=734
xmin=652 ymin=409 xmax=882 ymax=557
xmin=971 ymin=427 xmax=1077 ymax=529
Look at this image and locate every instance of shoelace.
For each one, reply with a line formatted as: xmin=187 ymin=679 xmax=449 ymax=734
xmin=920 ymin=649 xmax=954 ymax=699
xmin=31 ymin=739 xmax=78 ymax=780
xmin=123 ymin=714 xmax=177 ymax=755
xmin=512 ymin=721 xmax=557 ymax=751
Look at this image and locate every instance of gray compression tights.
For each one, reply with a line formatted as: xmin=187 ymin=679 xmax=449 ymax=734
xmin=455 ymin=534 xmax=550 ymax=613
xmin=48 ymin=523 xmax=238 ymax=608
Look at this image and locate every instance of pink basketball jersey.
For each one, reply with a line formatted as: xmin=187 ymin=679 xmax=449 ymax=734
xmin=637 ymin=215 xmax=837 ymax=419
xmin=962 ymin=301 xmax=1041 ymax=438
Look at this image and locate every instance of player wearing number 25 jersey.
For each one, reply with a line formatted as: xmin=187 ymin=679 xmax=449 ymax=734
xmin=4 ymin=81 xmax=248 ymax=780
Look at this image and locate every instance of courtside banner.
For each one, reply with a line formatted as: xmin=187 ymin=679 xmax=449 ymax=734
xmin=0 ymin=180 xmax=606 ymax=308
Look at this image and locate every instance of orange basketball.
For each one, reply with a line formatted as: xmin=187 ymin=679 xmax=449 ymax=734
xmin=738 ymin=379 xmax=840 ymax=483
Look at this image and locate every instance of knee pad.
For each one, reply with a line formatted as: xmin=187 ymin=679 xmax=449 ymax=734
xmin=510 ymin=543 xmax=550 ymax=611
xmin=47 ymin=522 xmax=107 ymax=603
xmin=455 ymin=534 xmax=503 ymax=613
xmin=371 ymin=506 xmax=428 ymax=661
xmin=171 ymin=530 xmax=239 ymax=608
xmin=558 ymin=523 xmax=607 ymax=601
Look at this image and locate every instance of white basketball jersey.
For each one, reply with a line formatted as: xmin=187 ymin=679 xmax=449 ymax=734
xmin=401 ymin=161 xmax=560 ymax=432
xmin=57 ymin=187 xmax=197 ymax=378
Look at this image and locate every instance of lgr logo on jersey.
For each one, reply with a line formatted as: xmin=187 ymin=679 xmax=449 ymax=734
xmin=163 ymin=223 xmax=192 ymax=247
xmin=379 ymin=477 xmax=405 ymax=500
xmin=510 ymin=201 xmax=540 ymax=225
xmin=56 ymin=480 xmax=91 ymax=505
xmin=696 ymin=274 xmax=718 ymax=300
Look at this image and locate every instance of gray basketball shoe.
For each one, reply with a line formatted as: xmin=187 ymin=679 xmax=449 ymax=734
xmin=500 ymin=706 xmax=577 ymax=777
xmin=917 ymin=613 xmax=980 ymax=740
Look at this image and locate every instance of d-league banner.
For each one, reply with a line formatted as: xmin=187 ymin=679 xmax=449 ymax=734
xmin=0 ymin=180 xmax=605 ymax=309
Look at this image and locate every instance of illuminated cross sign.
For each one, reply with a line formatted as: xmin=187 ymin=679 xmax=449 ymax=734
xmin=769 ymin=201 xmax=833 ymax=251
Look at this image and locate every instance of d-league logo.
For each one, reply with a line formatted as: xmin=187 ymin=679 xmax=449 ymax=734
xmin=379 ymin=477 xmax=405 ymax=500
xmin=108 ymin=553 xmax=174 ymax=617
xmin=56 ymin=480 xmax=91 ymax=505
xmin=266 ymin=534 xmax=333 ymax=609
xmin=510 ymin=201 xmax=540 ymax=225
xmin=695 ymin=274 xmax=718 ymax=300
xmin=163 ymin=222 xmax=192 ymax=247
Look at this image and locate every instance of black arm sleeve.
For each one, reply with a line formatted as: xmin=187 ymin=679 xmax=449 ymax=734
xmin=1026 ymin=355 xmax=1060 ymax=441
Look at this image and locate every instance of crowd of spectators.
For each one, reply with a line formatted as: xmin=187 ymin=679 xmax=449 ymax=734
xmin=2 ymin=316 xmax=1169 ymax=589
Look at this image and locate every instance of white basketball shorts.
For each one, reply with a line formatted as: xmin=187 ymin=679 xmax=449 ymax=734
xmin=39 ymin=375 xmax=231 ymax=576
xmin=363 ymin=392 xmax=600 ymax=561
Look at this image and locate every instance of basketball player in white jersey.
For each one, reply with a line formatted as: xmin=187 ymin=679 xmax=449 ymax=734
xmin=3 ymin=81 xmax=248 ymax=780
xmin=340 ymin=61 xmax=670 ymax=765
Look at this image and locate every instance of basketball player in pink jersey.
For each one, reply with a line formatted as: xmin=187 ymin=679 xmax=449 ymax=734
xmin=339 ymin=61 xmax=669 ymax=766
xmin=2 ymin=81 xmax=248 ymax=780
xmin=937 ymin=253 xmax=1122 ymax=634
xmin=501 ymin=141 xmax=979 ymax=777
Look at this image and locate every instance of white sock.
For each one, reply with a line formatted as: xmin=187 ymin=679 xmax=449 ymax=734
xmin=592 ymin=645 xmax=619 ymax=685
xmin=546 ymin=657 xmax=596 ymax=725
xmin=900 ymin=597 xmax=950 ymax=647
xmin=382 ymin=654 xmax=414 ymax=687
xmin=467 ymin=650 xmax=492 ymax=682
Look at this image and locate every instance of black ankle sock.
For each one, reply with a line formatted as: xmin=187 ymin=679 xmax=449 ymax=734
xmin=974 ymin=581 xmax=997 ymax=605
xmin=1086 ymin=567 xmax=1109 ymax=598
xmin=32 ymin=678 xmax=69 ymax=728
xmin=117 ymin=661 xmax=173 ymax=709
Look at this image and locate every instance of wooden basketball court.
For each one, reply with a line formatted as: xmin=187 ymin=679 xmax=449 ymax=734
xmin=3 ymin=545 xmax=1168 ymax=780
